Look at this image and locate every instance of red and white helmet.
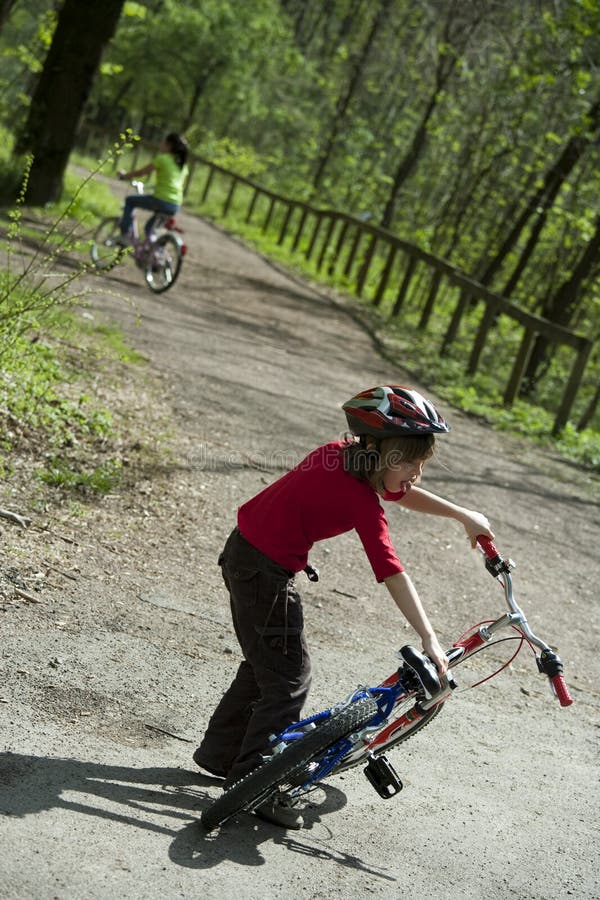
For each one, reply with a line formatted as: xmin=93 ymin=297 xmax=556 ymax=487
xmin=342 ymin=385 xmax=450 ymax=437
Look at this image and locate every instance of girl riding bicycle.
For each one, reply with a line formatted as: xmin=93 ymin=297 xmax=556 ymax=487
xmin=194 ymin=386 xmax=494 ymax=829
xmin=117 ymin=132 xmax=189 ymax=243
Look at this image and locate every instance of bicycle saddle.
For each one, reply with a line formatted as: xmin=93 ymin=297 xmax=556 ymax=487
xmin=398 ymin=645 xmax=442 ymax=698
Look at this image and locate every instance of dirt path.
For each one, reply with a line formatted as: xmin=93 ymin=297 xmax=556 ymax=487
xmin=1 ymin=198 xmax=599 ymax=900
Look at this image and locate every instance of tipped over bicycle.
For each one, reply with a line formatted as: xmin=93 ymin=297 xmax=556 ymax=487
xmin=201 ymin=536 xmax=573 ymax=832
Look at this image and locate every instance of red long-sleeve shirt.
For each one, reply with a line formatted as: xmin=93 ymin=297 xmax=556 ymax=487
xmin=237 ymin=441 xmax=404 ymax=582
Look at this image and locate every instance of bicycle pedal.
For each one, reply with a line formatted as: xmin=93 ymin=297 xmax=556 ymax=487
xmin=364 ymin=755 xmax=403 ymax=799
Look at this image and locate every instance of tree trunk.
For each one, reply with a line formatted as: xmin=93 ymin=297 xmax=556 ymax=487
xmin=522 ymin=212 xmax=600 ymax=391
xmin=544 ymin=213 xmax=600 ymax=328
xmin=379 ymin=3 xmax=480 ymax=230
xmin=501 ymin=157 xmax=591 ymax=298
xmin=379 ymin=90 xmax=442 ymax=230
xmin=16 ymin=0 xmax=125 ymax=205
xmin=577 ymin=380 xmax=600 ymax=431
xmin=478 ymin=96 xmax=600 ymax=289
xmin=182 ymin=59 xmax=225 ymax=133
xmin=311 ymin=0 xmax=392 ymax=191
xmin=0 ymin=0 xmax=17 ymax=33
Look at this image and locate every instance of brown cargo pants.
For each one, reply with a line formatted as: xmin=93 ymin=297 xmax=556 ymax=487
xmin=195 ymin=528 xmax=312 ymax=786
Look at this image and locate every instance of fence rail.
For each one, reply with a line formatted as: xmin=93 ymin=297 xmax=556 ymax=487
xmin=94 ymin=133 xmax=594 ymax=435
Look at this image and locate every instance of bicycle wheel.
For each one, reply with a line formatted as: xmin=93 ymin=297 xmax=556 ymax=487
xmin=90 ymin=217 xmax=123 ymax=270
xmin=144 ymin=233 xmax=182 ymax=293
xmin=334 ymin=693 xmax=444 ymax=772
xmin=200 ymin=696 xmax=378 ymax=832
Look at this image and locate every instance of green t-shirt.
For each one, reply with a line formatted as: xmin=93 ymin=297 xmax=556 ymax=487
xmin=153 ymin=152 xmax=188 ymax=205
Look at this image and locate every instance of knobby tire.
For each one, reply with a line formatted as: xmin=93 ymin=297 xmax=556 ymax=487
xmin=200 ymin=696 xmax=378 ymax=832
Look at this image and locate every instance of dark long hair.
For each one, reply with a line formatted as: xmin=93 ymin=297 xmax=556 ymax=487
xmin=165 ymin=132 xmax=189 ymax=169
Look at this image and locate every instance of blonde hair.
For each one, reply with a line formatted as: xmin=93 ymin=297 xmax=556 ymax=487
xmin=343 ymin=433 xmax=435 ymax=491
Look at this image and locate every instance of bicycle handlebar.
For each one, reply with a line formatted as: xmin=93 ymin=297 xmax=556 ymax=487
xmin=550 ymin=673 xmax=573 ymax=706
xmin=475 ymin=534 xmax=574 ymax=707
xmin=537 ymin=647 xmax=574 ymax=707
xmin=476 ymin=534 xmax=500 ymax=559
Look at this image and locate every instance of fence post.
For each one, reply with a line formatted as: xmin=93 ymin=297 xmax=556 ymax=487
xmin=222 ymin=176 xmax=238 ymax=216
xmin=441 ymin=289 xmax=471 ymax=354
xmin=503 ymin=329 xmax=536 ymax=406
xmin=201 ymin=166 xmax=216 ymax=203
xmin=391 ymin=254 xmax=417 ymax=317
xmin=552 ymin=339 xmax=593 ymax=434
xmin=328 ymin=220 xmax=350 ymax=275
xmin=183 ymin=159 xmax=196 ymax=198
xmin=467 ymin=301 xmax=499 ymax=375
xmin=292 ymin=206 xmax=309 ymax=252
xmin=278 ymin=203 xmax=295 ymax=245
xmin=418 ymin=269 xmax=442 ymax=329
xmin=356 ymin=234 xmax=378 ymax=297
xmin=317 ymin=215 xmax=338 ymax=272
xmin=343 ymin=226 xmax=363 ymax=277
xmin=305 ymin=214 xmax=323 ymax=261
xmin=246 ymin=187 xmax=260 ymax=223
xmin=263 ymin=196 xmax=276 ymax=232
xmin=373 ymin=243 xmax=397 ymax=307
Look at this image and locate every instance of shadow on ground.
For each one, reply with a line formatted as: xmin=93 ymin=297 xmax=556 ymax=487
xmin=0 ymin=751 xmax=393 ymax=880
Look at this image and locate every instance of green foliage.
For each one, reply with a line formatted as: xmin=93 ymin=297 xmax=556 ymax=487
xmin=0 ymin=129 xmax=137 ymax=336
xmin=0 ymin=127 xmax=26 ymax=200
xmin=78 ymin=320 xmax=146 ymax=366
xmin=0 ymin=320 xmax=113 ymax=455
xmin=0 ymin=1 xmax=57 ymax=132
xmin=0 ymin=131 xmax=148 ymax=493
xmin=194 ymin=136 xmax=268 ymax=180
xmin=59 ymin=166 xmax=122 ymax=222
xmin=37 ymin=457 xmax=122 ymax=495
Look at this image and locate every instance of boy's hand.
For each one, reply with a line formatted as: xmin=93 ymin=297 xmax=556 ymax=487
xmin=460 ymin=510 xmax=494 ymax=548
xmin=422 ymin=634 xmax=448 ymax=675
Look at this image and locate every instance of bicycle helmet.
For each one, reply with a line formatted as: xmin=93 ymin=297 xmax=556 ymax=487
xmin=342 ymin=385 xmax=450 ymax=437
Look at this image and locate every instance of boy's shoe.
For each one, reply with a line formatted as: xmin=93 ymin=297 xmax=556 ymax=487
xmin=192 ymin=747 xmax=227 ymax=779
xmin=254 ymin=797 xmax=304 ymax=830
xmin=114 ymin=234 xmax=132 ymax=247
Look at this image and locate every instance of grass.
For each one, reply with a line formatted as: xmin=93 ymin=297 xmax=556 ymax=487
xmin=0 ymin=131 xmax=154 ymax=495
xmin=0 ymin=302 xmax=144 ymax=491
xmin=37 ymin=456 xmax=122 ymax=495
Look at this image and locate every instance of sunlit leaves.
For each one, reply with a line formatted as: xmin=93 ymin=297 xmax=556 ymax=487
xmin=123 ymin=1 xmax=146 ymax=18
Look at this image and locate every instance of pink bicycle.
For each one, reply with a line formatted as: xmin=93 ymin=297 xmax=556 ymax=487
xmin=90 ymin=181 xmax=186 ymax=293
xmin=201 ymin=536 xmax=573 ymax=831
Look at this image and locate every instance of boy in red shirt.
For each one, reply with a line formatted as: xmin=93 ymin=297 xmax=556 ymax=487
xmin=194 ymin=386 xmax=493 ymax=828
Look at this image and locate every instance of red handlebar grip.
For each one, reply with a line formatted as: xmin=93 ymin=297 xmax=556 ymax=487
xmin=477 ymin=535 xmax=500 ymax=559
xmin=551 ymin=674 xmax=574 ymax=707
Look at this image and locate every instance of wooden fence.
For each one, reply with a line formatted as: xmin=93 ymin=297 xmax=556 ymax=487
xmin=111 ymin=138 xmax=594 ymax=435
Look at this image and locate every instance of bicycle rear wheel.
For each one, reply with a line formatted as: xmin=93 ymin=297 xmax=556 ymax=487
xmin=200 ymin=696 xmax=378 ymax=832
xmin=90 ymin=217 xmax=123 ymax=270
xmin=144 ymin=233 xmax=182 ymax=293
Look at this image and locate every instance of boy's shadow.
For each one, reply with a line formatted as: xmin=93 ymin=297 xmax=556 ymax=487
xmin=0 ymin=751 xmax=393 ymax=878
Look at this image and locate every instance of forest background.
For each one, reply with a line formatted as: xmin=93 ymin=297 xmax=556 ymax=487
xmin=1 ymin=0 xmax=600 ymax=474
